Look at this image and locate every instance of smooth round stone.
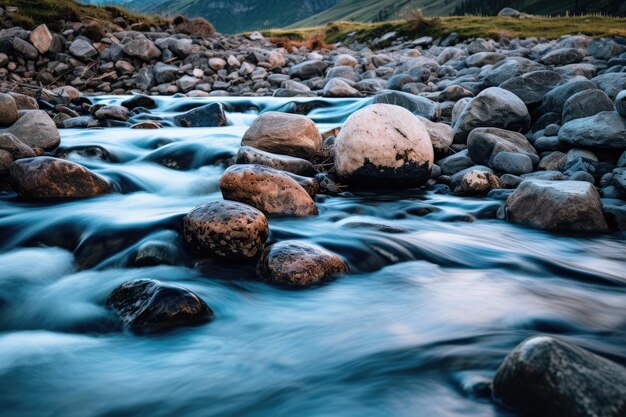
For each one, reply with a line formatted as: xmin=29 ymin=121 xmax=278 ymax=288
xmin=183 ymin=200 xmax=269 ymax=259
xmin=0 ymin=93 xmax=18 ymax=126
xmin=257 ymin=240 xmax=348 ymax=287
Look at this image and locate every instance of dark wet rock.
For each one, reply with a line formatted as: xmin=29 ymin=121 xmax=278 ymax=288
xmin=452 ymin=87 xmax=530 ymax=144
xmin=63 ymin=115 xmax=99 ymax=129
xmin=569 ymin=171 xmax=595 ymax=183
xmin=131 ymin=121 xmax=162 ymax=129
xmin=499 ymin=174 xmax=523 ymax=189
xmin=334 ymin=104 xmax=433 ymax=188
xmin=493 ymin=336 xmax=626 ymax=417
xmin=130 ymin=239 xmax=180 ymax=267
xmin=5 ymin=110 xmax=60 ymax=150
xmin=174 ymin=103 xmax=226 ymax=128
xmin=315 ymin=172 xmax=342 ymax=194
xmin=604 ymin=203 xmax=626 ymax=230
xmin=438 ymin=149 xmax=475 ymax=175
xmin=220 ymin=164 xmax=317 ymax=217
xmin=491 ymin=152 xmax=533 ymax=175
xmin=9 ymin=157 xmax=112 ymax=199
xmin=539 ymin=79 xmax=597 ymax=114
xmin=521 ymin=171 xmax=566 ymax=181
xmin=236 ymin=146 xmax=315 ymax=176
xmin=533 ymin=136 xmax=568 ymax=153
xmin=183 ymin=200 xmax=268 ymax=259
xmin=505 ymin=180 xmax=609 ymax=232
xmin=451 ymin=167 xmax=501 ymax=196
xmin=372 ymin=91 xmax=440 ymax=121
xmin=467 ymin=127 xmax=539 ymax=169
xmin=257 ymin=240 xmax=347 ymax=287
xmin=559 ymin=112 xmax=626 ymax=149
xmin=499 ymin=71 xmax=562 ymax=106
xmin=122 ymin=94 xmax=157 ymax=110
xmin=538 ymin=151 xmax=566 ymax=171
xmin=0 ymin=133 xmax=36 ymax=159
xmin=562 ymin=89 xmax=614 ymax=123
xmin=288 ymin=60 xmax=328 ymax=80
xmin=615 ymin=168 xmax=626 ymax=194
xmin=241 ymin=112 xmax=321 ymax=159
xmin=0 ymin=93 xmax=18 ymax=126
xmin=106 ymin=279 xmax=213 ymax=334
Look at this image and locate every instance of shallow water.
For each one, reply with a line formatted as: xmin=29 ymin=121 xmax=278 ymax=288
xmin=0 ymin=97 xmax=625 ymax=417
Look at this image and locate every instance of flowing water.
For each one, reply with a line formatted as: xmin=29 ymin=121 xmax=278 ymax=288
xmin=0 ymin=97 xmax=625 ymax=417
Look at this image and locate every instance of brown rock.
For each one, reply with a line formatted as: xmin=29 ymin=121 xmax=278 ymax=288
xmin=241 ymin=112 xmax=322 ymax=159
xmin=29 ymin=24 xmax=53 ymax=54
xmin=220 ymin=164 xmax=318 ymax=217
xmin=0 ymin=93 xmax=18 ymax=126
xmin=5 ymin=110 xmax=60 ymax=150
xmin=183 ymin=200 xmax=269 ymax=259
xmin=9 ymin=157 xmax=112 ymax=199
xmin=257 ymin=240 xmax=348 ymax=287
xmin=236 ymin=146 xmax=316 ymax=176
xmin=0 ymin=133 xmax=36 ymax=159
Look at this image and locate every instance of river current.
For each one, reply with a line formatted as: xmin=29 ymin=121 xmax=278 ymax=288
xmin=0 ymin=97 xmax=625 ymax=417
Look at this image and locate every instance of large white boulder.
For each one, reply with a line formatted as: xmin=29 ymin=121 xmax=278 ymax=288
xmin=334 ymin=104 xmax=434 ymax=187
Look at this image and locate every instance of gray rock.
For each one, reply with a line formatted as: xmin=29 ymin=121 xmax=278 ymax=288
xmin=604 ymin=203 xmax=626 ymax=230
xmin=499 ymin=71 xmax=562 ymax=106
xmin=467 ymin=127 xmax=539 ymax=168
xmin=69 ymin=38 xmax=97 ymax=60
xmin=505 ymin=180 xmax=609 ymax=232
xmin=326 ymin=65 xmax=359 ymax=82
xmin=12 ymin=37 xmax=38 ymax=60
xmin=493 ymin=336 xmax=626 ymax=417
xmin=323 ymin=78 xmax=359 ymax=97
xmin=498 ymin=7 xmax=523 ymax=17
xmin=491 ymin=151 xmax=533 ymax=175
xmin=0 ymin=92 xmax=18 ymax=126
xmin=452 ymin=87 xmax=531 ymax=144
xmin=176 ymin=75 xmax=199 ymax=93
xmin=6 ymin=110 xmax=60 ymax=150
xmin=438 ymin=149 xmax=475 ymax=175
xmin=257 ymin=240 xmax=347 ymax=287
xmin=614 ymin=168 xmax=626 ymax=194
xmin=541 ymin=48 xmax=585 ymax=65
xmin=63 ymin=116 xmax=99 ymax=129
xmin=107 ymin=279 xmax=212 ymax=334
xmin=538 ymin=151 xmax=566 ymax=171
xmin=570 ymin=171 xmax=595 ymax=183
xmin=94 ymin=105 xmax=129 ymax=121
xmin=466 ymin=52 xmax=505 ymax=67
xmin=387 ymin=74 xmax=416 ymax=91
xmin=153 ymin=62 xmax=178 ymax=84
xmin=236 ymin=146 xmax=315 ymax=176
xmin=372 ymin=91 xmax=439 ymax=121
xmin=559 ymin=111 xmax=626 ymax=149
xmin=123 ymin=38 xmax=160 ymax=61
xmin=289 ymin=60 xmax=328 ymax=80
xmin=183 ymin=201 xmax=268 ymax=259
xmin=562 ymin=89 xmax=614 ymax=123
xmin=539 ymin=79 xmax=597 ymax=114
xmin=592 ymin=72 xmax=626 ymax=100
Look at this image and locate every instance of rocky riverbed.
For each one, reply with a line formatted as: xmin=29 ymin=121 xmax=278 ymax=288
xmin=0 ymin=8 xmax=625 ymax=417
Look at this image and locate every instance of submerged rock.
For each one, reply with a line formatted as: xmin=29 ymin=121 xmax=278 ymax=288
xmin=174 ymin=103 xmax=227 ymax=127
xmin=334 ymin=104 xmax=433 ymax=188
xmin=241 ymin=112 xmax=322 ymax=159
xmin=505 ymin=180 xmax=609 ymax=232
xmin=183 ymin=201 xmax=269 ymax=259
xmin=257 ymin=240 xmax=348 ymax=287
xmin=107 ymin=279 xmax=213 ymax=334
xmin=236 ymin=146 xmax=315 ymax=176
xmin=9 ymin=157 xmax=112 ymax=199
xmin=493 ymin=336 xmax=626 ymax=417
xmin=220 ymin=164 xmax=318 ymax=216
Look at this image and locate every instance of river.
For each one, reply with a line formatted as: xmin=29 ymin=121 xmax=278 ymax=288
xmin=0 ymin=97 xmax=625 ymax=417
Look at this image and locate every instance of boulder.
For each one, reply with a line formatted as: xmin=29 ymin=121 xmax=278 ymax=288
xmin=498 ymin=7 xmax=523 ymax=17
xmin=107 ymin=279 xmax=213 ymax=334
xmin=323 ymin=78 xmax=359 ymax=97
xmin=614 ymin=90 xmax=626 ymax=117
xmin=467 ymin=127 xmax=539 ymax=167
xmin=559 ymin=112 xmax=626 ymax=149
xmin=9 ymin=157 xmax=112 ymax=199
xmin=505 ymin=180 xmax=609 ymax=232
xmin=257 ymin=241 xmax=347 ymax=287
xmin=334 ymin=104 xmax=433 ymax=187
xmin=174 ymin=103 xmax=227 ymax=128
xmin=0 ymin=93 xmax=18 ymax=126
xmin=0 ymin=133 xmax=36 ymax=159
xmin=438 ymin=149 xmax=475 ymax=175
xmin=592 ymin=73 xmax=626 ymax=100
xmin=493 ymin=336 xmax=626 ymax=417
xmin=491 ymin=152 xmax=534 ymax=175
xmin=5 ymin=110 xmax=60 ymax=150
xmin=562 ymin=89 xmax=614 ymax=123
xmin=452 ymin=87 xmax=531 ymax=144
xmin=12 ymin=37 xmax=38 ymax=60
xmin=541 ymin=48 xmax=585 ymax=65
xmin=236 ymin=146 xmax=315 ymax=176
xmin=372 ymin=91 xmax=440 ymax=121
xmin=241 ymin=112 xmax=321 ymax=159
xmin=539 ymin=79 xmax=596 ymax=114
xmin=499 ymin=71 xmax=563 ymax=106
xmin=94 ymin=105 xmax=130 ymax=121
xmin=183 ymin=201 xmax=268 ymax=259
xmin=8 ymin=92 xmax=38 ymax=110
xmin=417 ymin=116 xmax=453 ymax=158
xmin=220 ymin=164 xmax=318 ymax=216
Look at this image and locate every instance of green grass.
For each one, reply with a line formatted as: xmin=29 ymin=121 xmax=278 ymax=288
xmin=256 ymin=15 xmax=626 ymax=46
xmin=0 ymin=0 xmax=165 ymax=30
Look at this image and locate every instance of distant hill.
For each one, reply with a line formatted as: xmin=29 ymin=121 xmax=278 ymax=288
xmin=81 ymin=0 xmax=625 ymax=33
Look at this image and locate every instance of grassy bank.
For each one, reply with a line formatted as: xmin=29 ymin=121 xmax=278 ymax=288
xmin=255 ymin=15 xmax=626 ymax=46
xmin=0 ymin=0 xmax=165 ymax=30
